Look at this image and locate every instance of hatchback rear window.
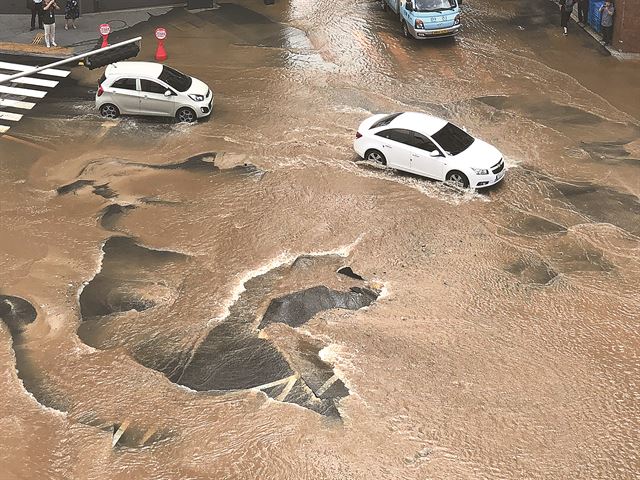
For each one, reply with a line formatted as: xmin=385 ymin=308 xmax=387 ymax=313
xmin=158 ymin=66 xmax=192 ymax=92
xmin=371 ymin=113 xmax=402 ymax=129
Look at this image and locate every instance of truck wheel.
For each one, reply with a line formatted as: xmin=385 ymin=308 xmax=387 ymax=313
xmin=402 ymin=21 xmax=410 ymax=38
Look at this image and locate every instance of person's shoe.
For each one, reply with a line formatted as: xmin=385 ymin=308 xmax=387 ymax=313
xmin=52 ymin=42 xmax=58 ymax=47
xmin=45 ymin=44 xmax=50 ymax=48
xmin=73 ymin=25 xmax=77 ymax=29
xmin=64 ymin=25 xmax=68 ymax=30
xmin=563 ymin=27 xmax=568 ymax=35
xmin=30 ymin=27 xmax=35 ymax=31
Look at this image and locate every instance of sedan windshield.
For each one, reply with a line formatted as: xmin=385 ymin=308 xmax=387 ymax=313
xmin=158 ymin=66 xmax=192 ymax=92
xmin=431 ymin=122 xmax=475 ymax=156
xmin=414 ymin=0 xmax=456 ymax=12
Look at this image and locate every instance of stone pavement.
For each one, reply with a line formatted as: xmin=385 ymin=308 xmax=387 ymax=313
xmin=0 ymin=6 xmax=176 ymax=58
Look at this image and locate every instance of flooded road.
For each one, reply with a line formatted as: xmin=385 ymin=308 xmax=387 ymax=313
xmin=1 ymin=0 xmax=639 ymax=478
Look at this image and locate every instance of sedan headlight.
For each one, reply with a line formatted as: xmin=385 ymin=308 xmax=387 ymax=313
xmin=189 ymin=94 xmax=205 ymax=102
xmin=471 ymin=168 xmax=489 ymax=175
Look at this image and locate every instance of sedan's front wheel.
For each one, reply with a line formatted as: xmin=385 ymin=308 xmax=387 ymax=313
xmin=176 ymin=107 xmax=197 ymax=123
xmin=365 ymin=149 xmax=387 ymax=166
xmin=445 ymin=170 xmax=470 ymax=189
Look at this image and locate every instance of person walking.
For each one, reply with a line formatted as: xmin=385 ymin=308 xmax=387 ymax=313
xmin=30 ymin=0 xmax=44 ymax=31
xmin=577 ymin=0 xmax=589 ymax=24
xmin=599 ymin=1 xmax=615 ymax=45
xmin=42 ymin=0 xmax=60 ymax=48
xmin=64 ymin=0 xmax=79 ymax=30
xmin=560 ymin=0 xmax=577 ymax=35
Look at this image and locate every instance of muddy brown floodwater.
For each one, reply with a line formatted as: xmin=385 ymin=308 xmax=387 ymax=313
xmin=1 ymin=0 xmax=639 ymax=479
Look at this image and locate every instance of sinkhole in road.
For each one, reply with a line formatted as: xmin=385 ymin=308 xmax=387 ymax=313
xmin=77 ymin=237 xmax=380 ymax=418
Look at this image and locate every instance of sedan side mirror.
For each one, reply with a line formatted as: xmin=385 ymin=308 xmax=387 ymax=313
xmin=164 ymin=90 xmax=172 ymax=97
xmin=429 ymin=150 xmax=441 ymax=157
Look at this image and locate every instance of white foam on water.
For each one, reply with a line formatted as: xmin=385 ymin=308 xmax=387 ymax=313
xmin=206 ymin=235 xmax=364 ymax=328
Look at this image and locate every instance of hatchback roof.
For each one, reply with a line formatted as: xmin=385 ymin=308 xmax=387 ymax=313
xmin=105 ymin=61 xmax=163 ymax=78
xmin=389 ymin=112 xmax=448 ymax=136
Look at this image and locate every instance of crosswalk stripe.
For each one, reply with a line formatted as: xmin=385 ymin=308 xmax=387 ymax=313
xmin=0 ymin=61 xmax=70 ymax=78
xmin=0 ymin=111 xmax=23 ymax=122
xmin=0 ymin=125 xmax=10 ymax=133
xmin=0 ymin=85 xmax=47 ymax=98
xmin=0 ymin=99 xmax=36 ymax=110
xmin=0 ymin=74 xmax=59 ymax=88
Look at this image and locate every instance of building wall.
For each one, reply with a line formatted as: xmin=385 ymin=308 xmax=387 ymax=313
xmin=613 ymin=0 xmax=640 ymax=53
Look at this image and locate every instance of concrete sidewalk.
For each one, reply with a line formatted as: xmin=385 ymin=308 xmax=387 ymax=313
xmin=0 ymin=6 xmax=177 ymax=58
xmin=549 ymin=0 xmax=640 ymax=60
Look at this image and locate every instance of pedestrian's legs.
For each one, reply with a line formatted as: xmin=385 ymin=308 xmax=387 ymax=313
xmin=561 ymin=10 xmax=570 ymax=34
xmin=36 ymin=4 xmax=43 ymax=28
xmin=44 ymin=23 xmax=51 ymax=47
xmin=30 ymin=4 xmax=36 ymax=30
xmin=603 ymin=26 xmax=613 ymax=45
xmin=50 ymin=23 xmax=57 ymax=47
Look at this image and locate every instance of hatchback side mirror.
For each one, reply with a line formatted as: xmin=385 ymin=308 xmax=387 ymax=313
xmin=164 ymin=90 xmax=172 ymax=97
xmin=429 ymin=150 xmax=441 ymax=157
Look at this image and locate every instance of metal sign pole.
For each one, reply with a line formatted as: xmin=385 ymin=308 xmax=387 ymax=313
xmin=0 ymin=36 xmax=143 ymax=85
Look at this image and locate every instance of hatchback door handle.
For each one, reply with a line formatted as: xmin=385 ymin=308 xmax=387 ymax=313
xmin=382 ymin=144 xmax=391 ymax=148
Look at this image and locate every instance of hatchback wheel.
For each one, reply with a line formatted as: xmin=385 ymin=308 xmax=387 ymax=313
xmin=176 ymin=107 xmax=197 ymax=123
xmin=99 ymin=103 xmax=119 ymax=119
xmin=445 ymin=171 xmax=470 ymax=189
xmin=365 ymin=149 xmax=387 ymax=166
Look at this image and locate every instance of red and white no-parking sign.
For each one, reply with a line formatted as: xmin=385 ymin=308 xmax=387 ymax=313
xmin=99 ymin=23 xmax=111 ymax=48
xmin=155 ymin=27 xmax=168 ymax=61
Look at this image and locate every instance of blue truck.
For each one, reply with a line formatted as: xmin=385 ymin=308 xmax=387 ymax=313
xmin=382 ymin=0 xmax=462 ymax=39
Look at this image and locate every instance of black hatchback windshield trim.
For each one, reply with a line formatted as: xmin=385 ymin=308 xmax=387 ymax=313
xmin=158 ymin=66 xmax=192 ymax=92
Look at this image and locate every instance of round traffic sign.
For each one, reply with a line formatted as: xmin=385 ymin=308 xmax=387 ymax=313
xmin=99 ymin=23 xmax=111 ymax=36
xmin=155 ymin=28 xmax=167 ymax=40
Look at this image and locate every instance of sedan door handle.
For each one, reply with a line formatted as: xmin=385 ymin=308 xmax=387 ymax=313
xmin=382 ymin=144 xmax=391 ymax=149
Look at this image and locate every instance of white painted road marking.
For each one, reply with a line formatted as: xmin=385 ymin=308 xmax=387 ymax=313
xmin=0 ymin=111 xmax=23 ymax=122
xmin=0 ymin=99 xmax=35 ymax=110
xmin=0 ymin=84 xmax=47 ymax=98
xmin=0 ymin=60 xmax=71 ymax=135
xmin=0 ymin=61 xmax=70 ymax=78
xmin=0 ymin=74 xmax=59 ymax=88
xmin=315 ymin=374 xmax=340 ymax=397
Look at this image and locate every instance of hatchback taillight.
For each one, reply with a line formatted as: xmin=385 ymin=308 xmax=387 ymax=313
xmin=355 ymin=132 xmax=362 ymax=139
xmin=97 ymin=85 xmax=104 ymax=97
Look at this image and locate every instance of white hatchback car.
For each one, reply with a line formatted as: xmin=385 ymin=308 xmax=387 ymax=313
xmin=96 ymin=61 xmax=213 ymax=123
xmin=354 ymin=112 xmax=505 ymax=189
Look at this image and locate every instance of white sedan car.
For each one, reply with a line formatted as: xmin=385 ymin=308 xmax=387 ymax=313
xmin=96 ymin=61 xmax=213 ymax=123
xmin=354 ymin=112 xmax=505 ymax=189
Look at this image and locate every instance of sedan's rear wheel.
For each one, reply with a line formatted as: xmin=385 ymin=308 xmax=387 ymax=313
xmin=99 ymin=103 xmax=119 ymax=119
xmin=365 ymin=149 xmax=387 ymax=166
xmin=176 ymin=107 xmax=197 ymax=123
xmin=445 ymin=171 xmax=470 ymax=189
